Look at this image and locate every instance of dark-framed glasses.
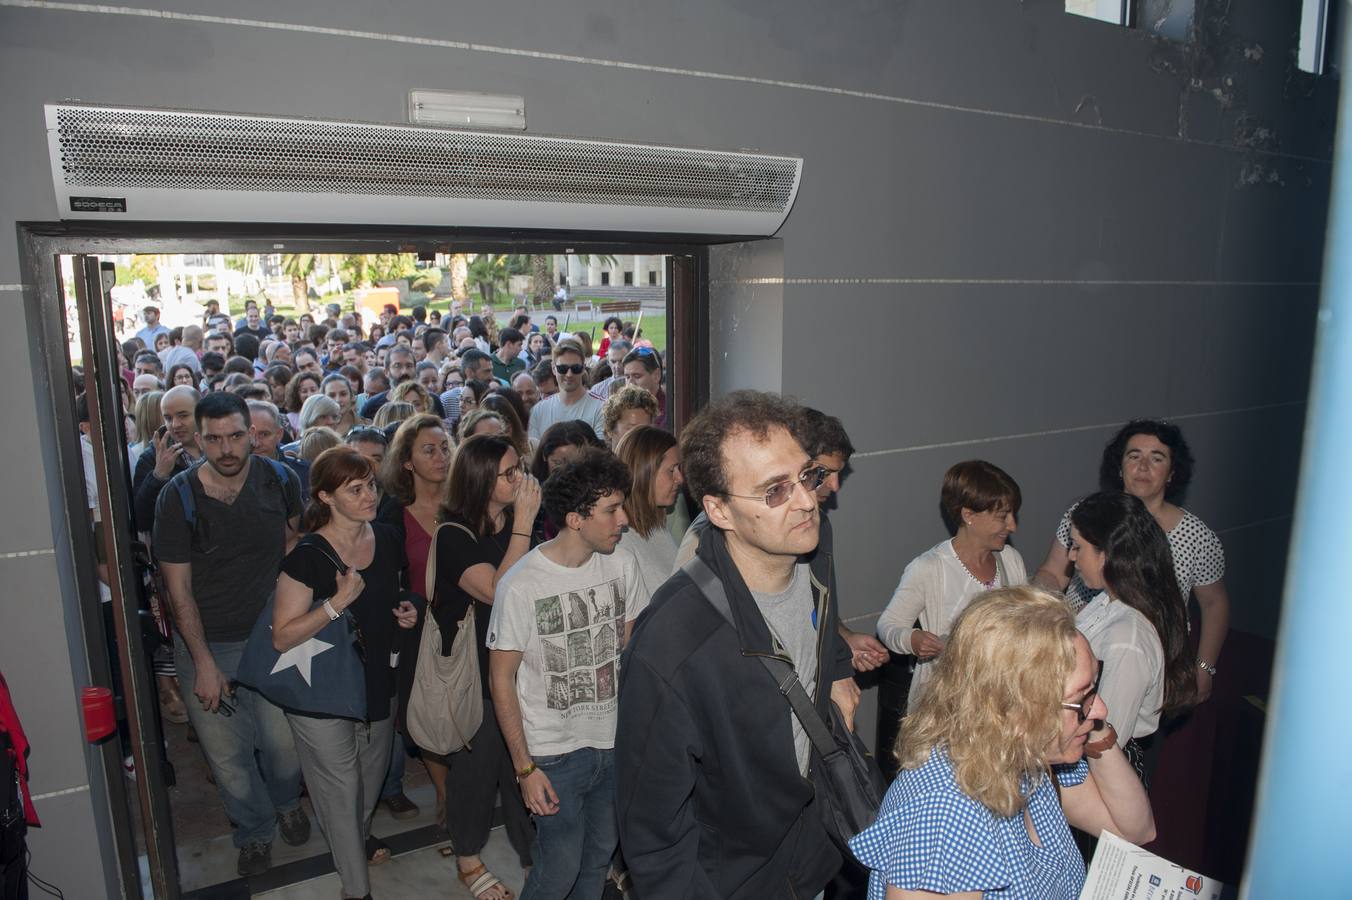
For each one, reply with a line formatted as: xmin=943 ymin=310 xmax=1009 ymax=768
xmin=726 ymin=465 xmax=828 ymax=509
xmin=1061 ymin=659 xmax=1104 ymax=723
xmin=498 ymin=462 xmax=525 ymax=482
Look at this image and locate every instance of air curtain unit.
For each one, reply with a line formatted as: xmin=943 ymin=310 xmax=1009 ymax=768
xmin=44 ymin=104 xmax=802 ymax=236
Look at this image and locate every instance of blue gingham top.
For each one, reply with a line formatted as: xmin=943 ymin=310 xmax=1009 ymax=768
xmin=849 ymin=746 xmax=1089 ymax=899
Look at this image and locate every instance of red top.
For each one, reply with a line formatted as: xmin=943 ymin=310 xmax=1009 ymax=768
xmin=403 ymin=508 xmax=433 ymax=599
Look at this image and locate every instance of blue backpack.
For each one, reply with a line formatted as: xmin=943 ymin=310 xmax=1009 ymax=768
xmin=172 ymin=456 xmax=297 ymax=529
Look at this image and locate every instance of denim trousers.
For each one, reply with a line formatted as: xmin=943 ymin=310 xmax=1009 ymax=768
xmin=521 ymin=747 xmax=616 ymax=900
xmin=174 ymin=637 xmax=302 ymax=847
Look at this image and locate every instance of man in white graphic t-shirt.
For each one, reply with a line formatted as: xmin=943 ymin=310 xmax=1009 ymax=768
xmin=488 ymin=448 xmax=649 ymax=899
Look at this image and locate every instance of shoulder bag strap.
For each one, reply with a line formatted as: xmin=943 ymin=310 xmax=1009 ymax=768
xmin=297 ymin=534 xmax=347 ymax=575
xmin=425 ymin=520 xmax=478 ymax=610
xmin=682 ymin=557 xmax=838 ymax=759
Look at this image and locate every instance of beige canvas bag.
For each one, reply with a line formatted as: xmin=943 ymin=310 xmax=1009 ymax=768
xmin=405 ymin=521 xmax=483 ymax=755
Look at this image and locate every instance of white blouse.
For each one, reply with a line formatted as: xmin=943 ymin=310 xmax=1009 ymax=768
xmin=1076 ymin=591 xmax=1164 ymax=741
xmin=876 ymin=539 xmax=1027 ymax=711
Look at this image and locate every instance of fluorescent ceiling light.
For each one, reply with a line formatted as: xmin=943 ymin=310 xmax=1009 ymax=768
xmin=409 ymin=90 xmax=526 ymax=130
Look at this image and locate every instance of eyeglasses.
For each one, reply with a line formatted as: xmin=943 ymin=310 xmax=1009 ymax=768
xmin=554 ymin=363 xmax=585 ymax=375
xmin=726 ymin=466 xmax=828 ymax=509
xmin=498 ymin=463 xmax=525 ymax=481
xmin=1061 ymin=659 xmax=1104 ymax=723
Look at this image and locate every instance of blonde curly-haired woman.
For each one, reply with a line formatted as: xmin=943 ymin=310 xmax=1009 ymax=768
xmin=851 ymin=587 xmax=1154 ymax=900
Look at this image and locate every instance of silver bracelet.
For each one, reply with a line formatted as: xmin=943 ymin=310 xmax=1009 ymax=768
xmin=1196 ymin=657 xmax=1217 ymax=676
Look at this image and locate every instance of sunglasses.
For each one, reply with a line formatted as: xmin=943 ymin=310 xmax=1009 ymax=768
xmin=726 ymin=465 xmax=828 ymax=509
xmin=554 ymin=363 xmax=585 ymax=375
xmin=1061 ymin=659 xmax=1104 ymax=723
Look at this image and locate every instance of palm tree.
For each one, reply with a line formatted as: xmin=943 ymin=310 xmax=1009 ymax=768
xmin=531 ymin=255 xmax=553 ymax=308
xmin=281 ymin=254 xmax=315 ymax=314
xmin=448 ymin=254 xmax=470 ymax=302
xmin=466 ymin=254 xmax=508 ymax=306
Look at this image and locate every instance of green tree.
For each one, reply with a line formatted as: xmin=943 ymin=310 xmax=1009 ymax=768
xmin=449 ymin=254 xmax=470 ymax=302
xmin=281 ymin=254 xmax=316 ymax=313
xmin=466 ymin=254 xmax=508 ymax=305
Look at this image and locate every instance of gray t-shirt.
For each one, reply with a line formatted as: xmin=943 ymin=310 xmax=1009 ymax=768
xmin=152 ymin=459 xmax=301 ymax=642
xmin=750 ymin=563 xmax=817 ymax=776
xmin=617 ymin=526 xmax=677 ymax=600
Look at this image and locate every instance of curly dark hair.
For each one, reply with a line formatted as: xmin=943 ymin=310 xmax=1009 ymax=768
xmin=800 ymin=407 xmax=854 ymax=460
xmin=678 ymin=390 xmax=806 ymax=503
xmin=1071 ymin=491 xmax=1196 ymax=720
xmin=1099 ymin=419 xmax=1195 ymax=502
xmin=542 ymin=447 xmax=632 ymax=526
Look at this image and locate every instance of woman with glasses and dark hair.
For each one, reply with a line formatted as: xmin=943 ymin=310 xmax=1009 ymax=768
xmin=450 ymin=378 xmax=491 ymax=442
xmin=422 ymin=434 xmax=540 ymax=896
xmin=271 ymin=447 xmax=418 ymax=899
xmin=615 ymin=425 xmax=684 ymax=595
xmin=1033 ymin=419 xmax=1228 ymax=702
xmin=1068 ymin=492 xmax=1196 ymax=781
xmin=166 ymin=361 xmax=197 ymax=389
xmin=852 ymin=587 xmax=1154 ymax=900
xmin=876 ymin=460 xmax=1028 ymax=712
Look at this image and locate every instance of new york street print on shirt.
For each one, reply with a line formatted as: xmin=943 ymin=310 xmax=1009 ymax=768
xmin=536 ymin=579 xmax=626 ymax=714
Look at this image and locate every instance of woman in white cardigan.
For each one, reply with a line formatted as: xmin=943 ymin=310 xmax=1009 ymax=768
xmin=876 ymin=460 xmax=1028 ymax=711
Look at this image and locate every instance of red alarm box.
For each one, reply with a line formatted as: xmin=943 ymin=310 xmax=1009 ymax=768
xmin=81 ymin=686 xmax=116 ymax=742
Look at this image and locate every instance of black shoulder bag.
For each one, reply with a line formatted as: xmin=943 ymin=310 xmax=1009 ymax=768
xmin=682 ymin=557 xmax=884 ymax=846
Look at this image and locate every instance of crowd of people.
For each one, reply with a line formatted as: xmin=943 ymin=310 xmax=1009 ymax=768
xmin=74 ymin=294 xmax=1228 ymax=900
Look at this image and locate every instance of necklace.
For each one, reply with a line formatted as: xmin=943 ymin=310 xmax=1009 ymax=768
xmin=952 ymin=540 xmax=999 ymax=588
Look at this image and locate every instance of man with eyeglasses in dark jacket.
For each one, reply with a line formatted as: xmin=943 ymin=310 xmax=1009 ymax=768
xmin=616 ymin=390 xmax=858 ymax=900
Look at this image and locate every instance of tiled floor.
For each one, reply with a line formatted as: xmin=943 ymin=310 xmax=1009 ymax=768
xmin=257 ymin=825 xmax=526 ymax=899
xmin=175 ymin=777 xmax=531 ymax=896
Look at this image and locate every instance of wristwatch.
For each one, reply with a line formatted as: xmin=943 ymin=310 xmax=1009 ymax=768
xmin=1084 ymin=722 xmax=1118 ymax=758
xmin=323 ymin=600 xmax=340 ymax=621
xmin=1196 ymin=657 xmax=1217 ymax=677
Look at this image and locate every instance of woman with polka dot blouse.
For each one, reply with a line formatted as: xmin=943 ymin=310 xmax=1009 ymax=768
xmin=1033 ymin=420 xmax=1229 ymax=702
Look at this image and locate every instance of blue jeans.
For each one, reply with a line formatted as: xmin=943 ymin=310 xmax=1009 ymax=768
xmin=521 ymin=747 xmax=616 ymax=900
xmin=380 ymin=728 xmax=408 ymax=799
xmin=174 ymin=638 xmax=302 ymax=847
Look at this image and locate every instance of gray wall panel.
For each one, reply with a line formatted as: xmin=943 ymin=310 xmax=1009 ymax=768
xmin=0 ymin=3 xmax=1332 ymax=891
xmin=22 ymin=787 xmax=120 ymax=900
xmin=781 ymin=282 xmax=1183 ymax=453
xmin=0 ymin=553 xmax=91 ymax=795
xmin=709 ymin=241 xmax=784 ymax=394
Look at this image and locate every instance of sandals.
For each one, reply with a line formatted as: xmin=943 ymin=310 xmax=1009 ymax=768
xmin=458 ymin=862 xmax=513 ymax=900
xmin=365 ymin=835 xmax=391 ymax=866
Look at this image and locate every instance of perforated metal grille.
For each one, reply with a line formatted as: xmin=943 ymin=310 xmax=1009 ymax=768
xmin=54 ymin=106 xmax=798 ymax=212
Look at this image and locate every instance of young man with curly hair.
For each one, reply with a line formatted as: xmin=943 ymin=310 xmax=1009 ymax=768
xmin=487 ymin=448 xmax=651 ymax=899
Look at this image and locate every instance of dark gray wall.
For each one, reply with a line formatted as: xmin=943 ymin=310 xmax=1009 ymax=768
xmin=0 ymin=1 xmax=1333 ymax=894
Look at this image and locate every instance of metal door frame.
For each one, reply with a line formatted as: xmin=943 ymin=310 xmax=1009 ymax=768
xmin=18 ymin=221 xmax=715 ymax=898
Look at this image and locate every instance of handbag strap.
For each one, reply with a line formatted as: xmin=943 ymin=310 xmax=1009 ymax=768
xmin=425 ymin=520 xmax=478 ymax=615
xmin=298 ymin=534 xmax=348 ymax=576
xmin=682 ymin=557 xmax=839 ymax=760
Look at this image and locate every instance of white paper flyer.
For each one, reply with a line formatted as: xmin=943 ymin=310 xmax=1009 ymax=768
xmin=1080 ymin=830 xmax=1223 ymax=900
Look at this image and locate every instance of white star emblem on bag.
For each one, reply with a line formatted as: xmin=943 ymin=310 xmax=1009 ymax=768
xmin=271 ymin=636 xmax=333 ymax=686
